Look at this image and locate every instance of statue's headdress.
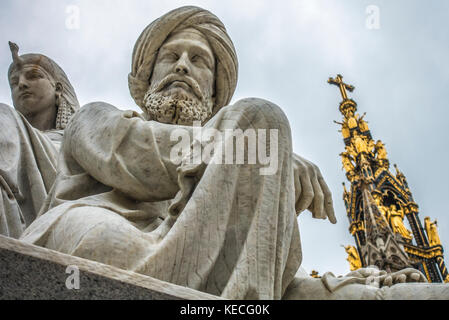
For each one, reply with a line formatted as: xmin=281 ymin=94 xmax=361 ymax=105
xmin=8 ymin=42 xmax=80 ymax=130
xmin=128 ymin=6 xmax=238 ymax=118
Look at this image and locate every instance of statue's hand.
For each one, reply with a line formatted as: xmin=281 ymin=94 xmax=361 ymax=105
xmin=292 ymin=153 xmax=336 ymax=224
xmin=345 ymin=266 xmax=427 ymax=287
xmin=380 ymin=268 xmax=428 ymax=287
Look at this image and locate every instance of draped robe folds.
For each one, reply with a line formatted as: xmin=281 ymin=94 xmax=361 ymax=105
xmin=20 ymin=98 xmax=302 ymax=300
xmin=0 ymin=103 xmax=61 ymax=238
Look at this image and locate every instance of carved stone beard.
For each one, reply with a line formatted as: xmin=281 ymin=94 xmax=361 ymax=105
xmin=143 ymin=87 xmax=213 ymax=126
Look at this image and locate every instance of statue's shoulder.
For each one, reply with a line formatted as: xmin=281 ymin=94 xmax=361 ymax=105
xmin=0 ymin=103 xmax=21 ymax=121
xmin=0 ymin=103 xmax=14 ymax=114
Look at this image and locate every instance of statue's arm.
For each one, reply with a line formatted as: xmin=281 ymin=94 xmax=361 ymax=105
xmin=64 ymin=102 xmax=179 ymax=201
xmin=283 ymin=268 xmax=446 ymax=300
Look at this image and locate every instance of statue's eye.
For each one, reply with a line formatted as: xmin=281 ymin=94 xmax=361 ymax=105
xmin=163 ymin=52 xmax=179 ymax=61
xmin=10 ymin=78 xmax=18 ymax=86
xmin=191 ymin=55 xmax=204 ymax=66
xmin=27 ymin=71 xmax=44 ymax=80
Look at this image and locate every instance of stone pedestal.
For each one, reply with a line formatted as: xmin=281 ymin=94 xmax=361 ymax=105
xmin=0 ymin=235 xmax=221 ymax=300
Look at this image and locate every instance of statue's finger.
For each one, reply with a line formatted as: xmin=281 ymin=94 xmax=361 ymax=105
xmin=311 ymin=175 xmax=325 ymax=219
xmin=296 ymin=171 xmax=314 ymax=212
xmin=318 ymin=176 xmax=336 ymax=224
xmin=294 ymin=169 xmax=302 ymax=213
xmin=419 ymin=273 xmax=428 ymax=283
xmin=395 ymin=274 xmax=407 ymax=283
xmin=383 ymin=275 xmax=393 ymax=287
xmin=410 ymin=273 xmax=421 ymax=282
xmin=413 ymin=271 xmax=427 ymax=283
xmin=401 ymin=268 xmax=427 ymax=283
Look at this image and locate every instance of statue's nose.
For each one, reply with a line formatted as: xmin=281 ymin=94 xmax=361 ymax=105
xmin=175 ymin=65 xmax=188 ymax=74
xmin=174 ymin=53 xmax=190 ymax=75
xmin=18 ymin=76 xmax=29 ymax=90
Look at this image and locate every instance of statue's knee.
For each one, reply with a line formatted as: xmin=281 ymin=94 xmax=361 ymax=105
xmin=232 ymin=98 xmax=291 ymax=134
xmin=63 ymin=207 xmax=150 ymax=268
xmin=61 ymin=207 xmax=127 ymax=240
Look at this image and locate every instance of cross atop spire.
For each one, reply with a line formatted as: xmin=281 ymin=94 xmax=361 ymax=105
xmin=328 ymin=74 xmax=355 ymax=100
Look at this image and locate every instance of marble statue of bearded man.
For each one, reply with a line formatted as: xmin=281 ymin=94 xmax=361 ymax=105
xmin=0 ymin=43 xmax=79 ymax=239
xmin=20 ymin=6 xmax=431 ymax=300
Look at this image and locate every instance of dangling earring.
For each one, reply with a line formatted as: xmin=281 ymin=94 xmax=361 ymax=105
xmin=54 ymin=82 xmax=72 ymax=130
xmin=55 ymin=95 xmax=71 ymax=130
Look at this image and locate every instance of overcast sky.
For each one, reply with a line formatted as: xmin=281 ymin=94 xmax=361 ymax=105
xmin=1 ymin=0 xmax=448 ymax=277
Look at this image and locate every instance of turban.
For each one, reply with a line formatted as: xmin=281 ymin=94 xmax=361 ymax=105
xmin=128 ymin=6 xmax=238 ymax=116
xmin=8 ymin=42 xmax=80 ymax=130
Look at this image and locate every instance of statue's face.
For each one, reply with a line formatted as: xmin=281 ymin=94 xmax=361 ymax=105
xmin=150 ymin=28 xmax=215 ymax=100
xmin=143 ymin=28 xmax=216 ymax=125
xmin=9 ymin=65 xmax=56 ymax=117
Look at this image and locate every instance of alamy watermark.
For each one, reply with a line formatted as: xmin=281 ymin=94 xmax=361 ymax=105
xmin=170 ymin=121 xmax=279 ymax=176
xmin=65 ymin=5 xmax=80 ymax=30
xmin=366 ymin=5 xmax=380 ymax=30
xmin=65 ymin=265 xmax=80 ymax=290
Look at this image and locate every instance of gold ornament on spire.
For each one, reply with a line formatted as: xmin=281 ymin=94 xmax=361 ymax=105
xmin=343 ymin=245 xmax=362 ymax=271
xmin=386 ymin=205 xmax=413 ymax=241
xmin=425 ymin=217 xmax=442 ymax=247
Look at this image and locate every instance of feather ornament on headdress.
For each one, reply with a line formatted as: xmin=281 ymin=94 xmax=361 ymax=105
xmin=9 ymin=41 xmax=23 ymax=67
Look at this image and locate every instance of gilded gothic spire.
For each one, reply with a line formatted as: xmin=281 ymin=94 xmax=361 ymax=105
xmin=329 ymin=74 xmax=448 ymax=282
